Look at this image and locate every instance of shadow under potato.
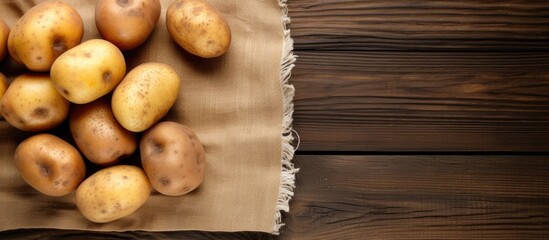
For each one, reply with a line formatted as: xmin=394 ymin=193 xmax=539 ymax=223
xmin=123 ymin=36 xmax=228 ymax=77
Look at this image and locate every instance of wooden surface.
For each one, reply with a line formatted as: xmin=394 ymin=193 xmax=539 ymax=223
xmin=291 ymin=0 xmax=549 ymax=152
xmin=3 ymin=0 xmax=549 ymax=239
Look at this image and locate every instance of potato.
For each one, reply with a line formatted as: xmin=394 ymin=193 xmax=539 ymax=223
xmin=7 ymin=1 xmax=83 ymax=71
xmin=166 ymin=0 xmax=231 ymax=58
xmin=141 ymin=121 xmax=206 ymax=196
xmin=70 ymin=97 xmax=138 ymax=166
xmin=95 ymin=0 xmax=161 ymax=51
xmin=0 ymin=18 xmax=9 ymax=61
xmin=0 ymin=72 xmax=8 ymax=100
xmin=15 ymin=134 xmax=86 ymax=196
xmin=0 ymin=74 xmax=70 ymax=132
xmin=50 ymin=39 xmax=126 ymax=104
xmin=76 ymin=165 xmax=150 ymax=223
xmin=112 ymin=62 xmax=180 ymax=132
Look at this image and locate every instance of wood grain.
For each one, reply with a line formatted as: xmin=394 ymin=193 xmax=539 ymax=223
xmin=3 ymin=0 xmax=549 ymax=239
xmin=280 ymin=155 xmax=549 ymax=239
xmin=4 ymin=155 xmax=549 ymax=239
xmin=289 ymin=0 xmax=549 ymax=51
xmin=292 ymin=51 xmax=549 ymax=151
xmin=0 ymin=230 xmax=274 ymax=240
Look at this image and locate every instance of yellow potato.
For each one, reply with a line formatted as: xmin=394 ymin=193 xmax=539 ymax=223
xmin=50 ymin=39 xmax=126 ymax=104
xmin=76 ymin=165 xmax=150 ymax=223
xmin=0 ymin=74 xmax=70 ymax=132
xmin=95 ymin=0 xmax=161 ymax=51
xmin=70 ymin=97 xmax=138 ymax=166
xmin=0 ymin=18 xmax=9 ymax=61
xmin=112 ymin=62 xmax=180 ymax=132
xmin=15 ymin=133 xmax=86 ymax=197
xmin=7 ymin=1 xmax=83 ymax=71
xmin=141 ymin=121 xmax=206 ymax=196
xmin=0 ymin=72 xmax=8 ymax=100
xmin=166 ymin=0 xmax=231 ymax=58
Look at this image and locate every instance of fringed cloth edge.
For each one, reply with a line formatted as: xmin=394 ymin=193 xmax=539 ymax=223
xmin=272 ymin=0 xmax=299 ymax=235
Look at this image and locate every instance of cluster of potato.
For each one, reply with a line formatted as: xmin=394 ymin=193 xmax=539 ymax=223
xmin=0 ymin=0 xmax=230 ymax=223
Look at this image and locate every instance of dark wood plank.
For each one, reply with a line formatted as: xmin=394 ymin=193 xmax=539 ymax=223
xmin=280 ymin=155 xmax=549 ymax=239
xmin=289 ymin=0 xmax=549 ymax=51
xmin=292 ymin=51 xmax=549 ymax=151
xmin=0 ymin=230 xmax=274 ymax=240
xmin=7 ymin=155 xmax=549 ymax=239
xmin=3 ymin=1 xmax=549 ymax=239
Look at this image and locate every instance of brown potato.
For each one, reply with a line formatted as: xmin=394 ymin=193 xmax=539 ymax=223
xmin=0 ymin=18 xmax=9 ymax=61
xmin=140 ymin=121 xmax=206 ymax=196
xmin=111 ymin=62 xmax=180 ymax=132
xmin=166 ymin=0 xmax=231 ymax=58
xmin=95 ymin=0 xmax=161 ymax=51
xmin=50 ymin=39 xmax=126 ymax=104
xmin=0 ymin=74 xmax=70 ymax=132
xmin=15 ymin=133 xmax=86 ymax=196
xmin=70 ymin=97 xmax=138 ymax=166
xmin=0 ymin=72 xmax=8 ymax=100
xmin=7 ymin=1 xmax=83 ymax=71
xmin=76 ymin=165 xmax=150 ymax=223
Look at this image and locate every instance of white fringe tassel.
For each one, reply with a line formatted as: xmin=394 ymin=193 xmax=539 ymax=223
xmin=273 ymin=0 xmax=299 ymax=235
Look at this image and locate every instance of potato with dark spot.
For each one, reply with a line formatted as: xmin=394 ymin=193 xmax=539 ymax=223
xmin=7 ymin=1 xmax=83 ymax=71
xmin=140 ymin=121 xmax=206 ymax=196
xmin=50 ymin=39 xmax=126 ymax=104
xmin=70 ymin=97 xmax=138 ymax=166
xmin=0 ymin=18 xmax=9 ymax=61
xmin=112 ymin=62 xmax=180 ymax=132
xmin=166 ymin=0 xmax=231 ymax=58
xmin=0 ymin=74 xmax=70 ymax=132
xmin=95 ymin=0 xmax=161 ymax=51
xmin=76 ymin=165 xmax=150 ymax=223
xmin=15 ymin=133 xmax=86 ymax=196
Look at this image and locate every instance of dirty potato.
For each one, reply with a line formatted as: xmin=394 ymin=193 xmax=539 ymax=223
xmin=70 ymin=97 xmax=138 ymax=166
xmin=50 ymin=39 xmax=126 ymax=104
xmin=166 ymin=0 xmax=231 ymax=58
xmin=0 ymin=74 xmax=70 ymax=132
xmin=112 ymin=62 xmax=180 ymax=132
xmin=15 ymin=133 xmax=86 ymax=196
xmin=7 ymin=1 xmax=83 ymax=71
xmin=95 ymin=0 xmax=161 ymax=50
xmin=76 ymin=165 xmax=151 ymax=223
xmin=140 ymin=121 xmax=206 ymax=196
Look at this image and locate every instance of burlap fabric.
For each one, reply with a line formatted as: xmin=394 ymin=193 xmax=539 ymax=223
xmin=0 ymin=0 xmax=296 ymax=234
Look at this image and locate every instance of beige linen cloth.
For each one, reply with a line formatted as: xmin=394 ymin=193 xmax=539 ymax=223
xmin=0 ymin=0 xmax=297 ymax=234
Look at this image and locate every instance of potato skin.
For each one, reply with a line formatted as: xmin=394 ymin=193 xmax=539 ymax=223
xmin=15 ymin=133 xmax=86 ymax=196
xmin=141 ymin=121 xmax=206 ymax=196
xmin=0 ymin=73 xmax=8 ymax=100
xmin=0 ymin=74 xmax=70 ymax=132
xmin=166 ymin=0 xmax=231 ymax=58
xmin=50 ymin=39 xmax=126 ymax=104
xmin=112 ymin=62 xmax=180 ymax=132
xmin=0 ymin=18 xmax=9 ymax=61
xmin=70 ymin=97 xmax=137 ymax=166
xmin=7 ymin=0 xmax=83 ymax=71
xmin=76 ymin=165 xmax=151 ymax=223
xmin=95 ymin=0 xmax=161 ymax=51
